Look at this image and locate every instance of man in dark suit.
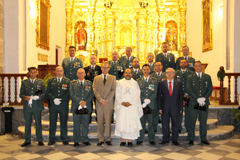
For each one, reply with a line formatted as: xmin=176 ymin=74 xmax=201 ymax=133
xmin=155 ymin=42 xmax=175 ymax=72
xmin=187 ymin=61 xmax=213 ymax=145
xmin=47 ymin=66 xmax=70 ymax=146
xmin=62 ymin=46 xmax=83 ymax=80
xmin=175 ymin=46 xmax=195 ymax=72
xmin=157 ymin=68 xmax=183 ymax=146
xmin=119 ymin=47 xmax=136 ymax=69
xmin=84 ymin=54 xmax=102 ymax=123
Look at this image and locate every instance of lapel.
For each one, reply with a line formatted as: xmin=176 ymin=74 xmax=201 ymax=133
xmin=103 ymin=74 xmax=110 ymax=89
xmin=163 ymin=80 xmax=168 ymax=89
xmin=28 ymin=79 xmax=33 ymax=87
xmin=172 ymin=80 xmax=177 ymax=95
xmin=33 ymin=78 xmax=38 ymax=86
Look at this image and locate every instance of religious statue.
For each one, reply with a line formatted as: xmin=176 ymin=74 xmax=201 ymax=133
xmin=75 ymin=22 xmax=87 ymax=50
xmin=165 ymin=24 xmax=177 ymax=51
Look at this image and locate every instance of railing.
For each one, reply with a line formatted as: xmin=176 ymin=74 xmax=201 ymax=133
xmin=0 ymin=73 xmax=27 ymax=105
xmin=219 ymin=73 xmax=240 ymax=105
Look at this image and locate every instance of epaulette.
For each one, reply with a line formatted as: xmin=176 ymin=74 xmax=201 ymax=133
xmin=150 ymin=77 xmax=157 ymax=80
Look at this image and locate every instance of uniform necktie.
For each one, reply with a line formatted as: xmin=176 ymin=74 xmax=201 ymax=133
xmin=145 ymin=78 xmax=148 ymax=82
xmin=182 ymin=71 xmax=185 ymax=74
xmin=103 ymin=75 xmax=106 ymax=85
xmin=135 ymin=70 xmax=137 ymax=74
xmin=31 ymin=80 xmax=34 ymax=84
xmin=80 ymin=81 xmax=83 ymax=86
xmin=71 ymin=57 xmax=73 ymax=62
xmin=169 ymin=82 xmax=172 ymax=96
xmin=57 ymin=78 xmax=60 ymax=83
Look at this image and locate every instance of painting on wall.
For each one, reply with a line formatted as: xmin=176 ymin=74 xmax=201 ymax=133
xmin=36 ymin=0 xmax=51 ymax=51
xmin=202 ymin=0 xmax=213 ymax=52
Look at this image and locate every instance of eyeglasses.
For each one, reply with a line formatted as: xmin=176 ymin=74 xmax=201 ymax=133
xmin=166 ymin=72 xmax=175 ymax=74
xmin=148 ymin=56 xmax=153 ymax=57
xmin=102 ymin=67 xmax=109 ymax=69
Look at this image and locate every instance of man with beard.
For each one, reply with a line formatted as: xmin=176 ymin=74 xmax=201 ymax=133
xmin=174 ymin=58 xmax=194 ymax=133
xmin=132 ymin=58 xmax=143 ymax=80
xmin=114 ymin=68 xmax=143 ymax=147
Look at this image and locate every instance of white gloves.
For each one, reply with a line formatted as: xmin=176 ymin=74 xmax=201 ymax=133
xmin=28 ymin=96 xmax=39 ymax=107
xmin=197 ymin=97 xmax=206 ymax=106
xmin=142 ymin=99 xmax=151 ymax=108
xmin=53 ymin=98 xmax=61 ymax=105
xmin=32 ymin=96 xmax=39 ymax=101
xmin=78 ymin=105 xmax=87 ymax=110
xmin=28 ymin=98 xmax=32 ymax=107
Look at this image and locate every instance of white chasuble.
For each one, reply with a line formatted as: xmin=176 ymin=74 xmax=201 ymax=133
xmin=114 ymin=78 xmax=143 ymax=140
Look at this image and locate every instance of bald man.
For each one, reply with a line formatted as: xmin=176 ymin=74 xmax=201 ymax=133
xmin=47 ymin=66 xmax=71 ymax=145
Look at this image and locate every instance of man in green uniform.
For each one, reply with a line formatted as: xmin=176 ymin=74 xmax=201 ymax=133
xmin=132 ymin=58 xmax=143 ymax=80
xmin=147 ymin=52 xmax=155 ymax=74
xmin=108 ymin=51 xmax=125 ymax=80
xmin=136 ymin=64 xmax=158 ymax=145
xmin=155 ymin=42 xmax=175 ymax=72
xmin=47 ymin=66 xmax=70 ymax=145
xmin=150 ymin=61 xmax=166 ymax=131
xmin=174 ymin=58 xmax=194 ymax=133
xmin=119 ymin=47 xmax=136 ymax=69
xmin=187 ymin=61 xmax=213 ymax=145
xmin=62 ymin=46 xmax=83 ymax=80
xmin=70 ymin=68 xmax=94 ymax=146
xmin=19 ymin=67 xmax=46 ymax=147
xmin=175 ymin=46 xmax=195 ymax=72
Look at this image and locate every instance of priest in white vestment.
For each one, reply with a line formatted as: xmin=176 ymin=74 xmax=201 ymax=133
xmin=114 ymin=68 xmax=143 ymax=146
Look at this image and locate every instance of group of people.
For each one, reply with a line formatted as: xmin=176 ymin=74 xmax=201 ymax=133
xmin=19 ymin=43 xmax=213 ymax=148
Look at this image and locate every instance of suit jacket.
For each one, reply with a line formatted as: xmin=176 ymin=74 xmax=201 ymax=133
xmin=93 ymin=74 xmax=116 ymax=109
xmin=157 ymin=80 xmax=183 ymax=115
xmin=62 ymin=57 xmax=83 ymax=80
xmin=108 ymin=60 xmax=126 ymax=80
xmin=19 ymin=78 xmax=46 ymax=112
xmin=186 ymin=73 xmax=213 ymax=107
xmin=155 ymin=53 xmax=175 ymax=72
xmin=175 ymin=56 xmax=195 ymax=72
xmin=84 ymin=65 xmax=102 ymax=83
xmin=119 ymin=56 xmax=136 ymax=69
xmin=137 ymin=77 xmax=158 ymax=110
xmin=174 ymin=69 xmax=194 ymax=94
xmin=150 ymin=71 xmax=166 ymax=82
xmin=132 ymin=68 xmax=143 ymax=80
xmin=47 ymin=77 xmax=70 ymax=113
xmin=70 ymin=80 xmax=94 ymax=113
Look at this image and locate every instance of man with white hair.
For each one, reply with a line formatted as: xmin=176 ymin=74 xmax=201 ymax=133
xmin=157 ymin=67 xmax=183 ymax=146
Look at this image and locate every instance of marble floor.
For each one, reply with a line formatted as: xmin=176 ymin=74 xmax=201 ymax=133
xmin=0 ymin=133 xmax=240 ymax=160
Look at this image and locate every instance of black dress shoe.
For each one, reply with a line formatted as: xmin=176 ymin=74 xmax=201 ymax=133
xmin=149 ymin=141 xmax=156 ymax=145
xmin=154 ymin=130 xmax=157 ymax=133
xmin=97 ymin=141 xmax=104 ymax=146
xmin=186 ymin=130 xmax=188 ymax=132
xmin=128 ymin=142 xmax=133 ymax=147
xmin=120 ymin=142 xmax=126 ymax=146
xmin=21 ymin=142 xmax=31 ymax=147
xmin=189 ymin=140 xmax=194 ymax=145
xmin=74 ymin=142 xmax=79 ymax=147
xmin=145 ymin=129 xmax=148 ymax=134
xmin=136 ymin=141 xmax=142 ymax=145
xmin=201 ymin=140 xmax=210 ymax=145
xmin=38 ymin=142 xmax=44 ymax=146
xmin=159 ymin=141 xmax=169 ymax=145
xmin=83 ymin=142 xmax=91 ymax=146
xmin=172 ymin=141 xmax=180 ymax=146
xmin=63 ymin=141 xmax=69 ymax=145
xmin=106 ymin=141 xmax=112 ymax=146
xmin=179 ymin=130 xmax=181 ymax=133
xmin=48 ymin=141 xmax=55 ymax=145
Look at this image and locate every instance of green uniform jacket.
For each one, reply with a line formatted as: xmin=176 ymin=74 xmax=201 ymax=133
xmin=132 ymin=69 xmax=143 ymax=80
xmin=150 ymin=71 xmax=166 ymax=82
xmin=186 ymin=73 xmax=213 ymax=106
xmin=119 ymin=56 xmax=136 ymax=69
xmin=137 ymin=77 xmax=158 ymax=110
xmin=108 ymin=60 xmax=126 ymax=80
xmin=62 ymin=57 xmax=83 ymax=80
xmin=19 ymin=78 xmax=46 ymax=112
xmin=174 ymin=69 xmax=194 ymax=94
xmin=155 ymin=53 xmax=175 ymax=72
xmin=175 ymin=56 xmax=195 ymax=72
xmin=70 ymin=80 xmax=94 ymax=113
xmin=148 ymin=62 xmax=155 ymax=74
xmin=47 ymin=77 xmax=70 ymax=113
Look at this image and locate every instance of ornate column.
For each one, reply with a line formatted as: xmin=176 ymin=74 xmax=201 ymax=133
xmin=86 ymin=0 xmax=96 ymax=53
xmin=146 ymin=15 xmax=152 ymax=55
xmin=105 ymin=10 xmax=115 ymax=60
xmin=179 ymin=0 xmax=187 ymax=48
xmin=100 ymin=17 xmax=106 ymax=58
xmin=156 ymin=0 xmax=165 ymax=50
xmin=65 ymin=0 xmax=73 ymax=57
xmin=95 ymin=19 xmax=101 ymax=58
xmin=136 ymin=11 xmax=147 ymax=62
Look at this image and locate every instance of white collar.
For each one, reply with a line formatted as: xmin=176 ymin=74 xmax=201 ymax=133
xmin=91 ymin=65 xmax=96 ymax=68
xmin=196 ymin=72 xmax=202 ymax=77
xmin=148 ymin=62 xmax=154 ymax=66
xmin=126 ymin=56 xmax=132 ymax=60
xmin=102 ymin=74 xmax=108 ymax=79
xmin=30 ymin=78 xmax=36 ymax=83
xmin=56 ymin=77 xmax=63 ymax=82
xmin=181 ymin=69 xmax=187 ymax=72
xmin=133 ymin=68 xmax=139 ymax=72
xmin=70 ymin=57 xmax=75 ymax=60
xmin=144 ymin=76 xmax=150 ymax=81
xmin=156 ymin=71 xmax=162 ymax=75
xmin=78 ymin=79 xmax=85 ymax=84
xmin=167 ymin=79 xmax=174 ymax=84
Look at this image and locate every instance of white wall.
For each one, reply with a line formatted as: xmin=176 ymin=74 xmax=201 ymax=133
xmin=186 ymin=0 xmax=225 ymax=86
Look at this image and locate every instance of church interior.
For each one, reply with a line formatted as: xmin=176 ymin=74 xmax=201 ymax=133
xmin=0 ymin=0 xmax=240 ymax=159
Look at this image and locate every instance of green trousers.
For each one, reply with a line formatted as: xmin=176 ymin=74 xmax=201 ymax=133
xmin=73 ymin=112 xmax=90 ymax=143
xmin=179 ymin=106 xmax=189 ymax=131
xmin=153 ymin=105 xmax=160 ymax=132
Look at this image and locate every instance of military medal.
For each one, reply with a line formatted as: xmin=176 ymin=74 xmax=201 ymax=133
xmin=85 ymin=86 xmax=90 ymax=91
xmin=168 ymin=58 xmax=171 ymax=62
xmin=149 ymin=84 xmax=155 ymax=91
xmin=62 ymin=84 xmax=68 ymax=90
xmin=117 ymin=66 xmax=120 ymax=71
xmin=206 ymin=82 xmax=208 ymax=87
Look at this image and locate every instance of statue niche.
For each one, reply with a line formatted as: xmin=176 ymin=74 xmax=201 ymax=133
xmin=165 ymin=20 xmax=178 ymax=51
xmin=75 ymin=21 xmax=87 ymax=50
xmin=120 ymin=27 xmax=132 ymax=46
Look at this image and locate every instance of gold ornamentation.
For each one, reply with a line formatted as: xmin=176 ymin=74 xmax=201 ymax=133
xmin=202 ymin=0 xmax=213 ymax=52
xmin=36 ymin=0 xmax=51 ymax=51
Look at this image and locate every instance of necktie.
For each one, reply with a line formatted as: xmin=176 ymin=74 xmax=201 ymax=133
xmin=169 ymin=82 xmax=172 ymax=96
xmin=57 ymin=78 xmax=60 ymax=83
xmin=71 ymin=57 xmax=73 ymax=62
xmin=145 ymin=78 xmax=148 ymax=82
xmin=103 ymin=75 xmax=106 ymax=85
xmin=135 ymin=70 xmax=137 ymax=74
xmin=31 ymin=80 xmax=33 ymax=83
xmin=80 ymin=81 xmax=83 ymax=86
xmin=182 ymin=71 xmax=185 ymax=74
